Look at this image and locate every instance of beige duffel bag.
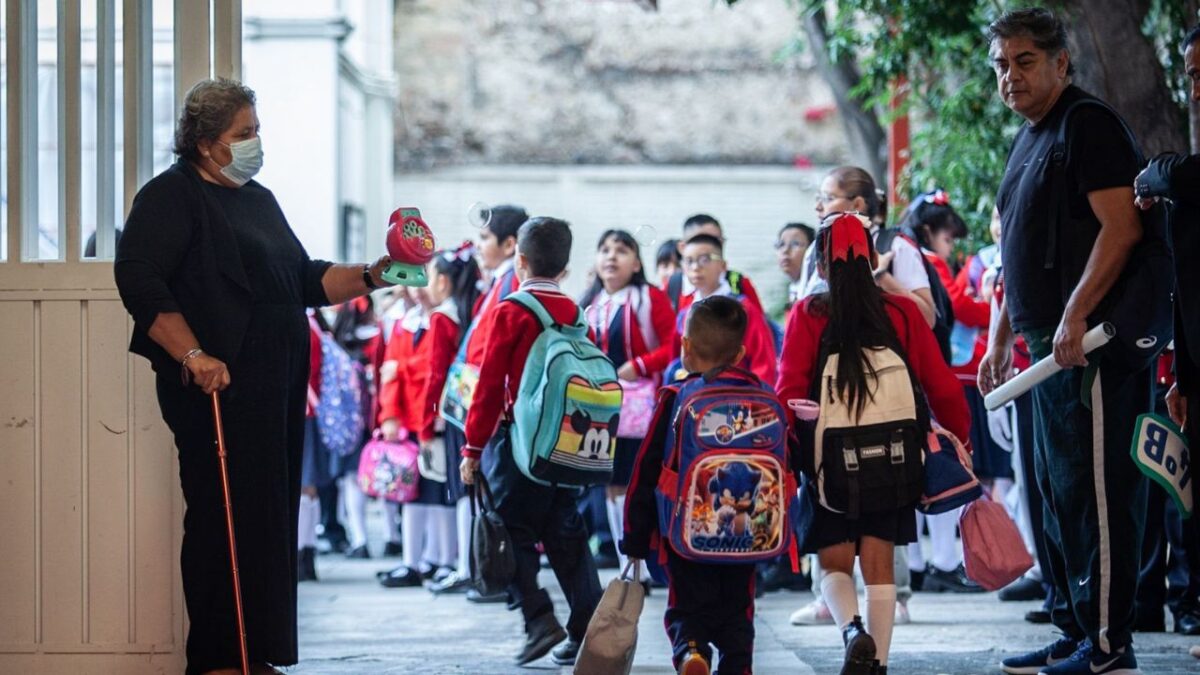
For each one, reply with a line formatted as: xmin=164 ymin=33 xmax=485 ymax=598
xmin=574 ymin=560 xmax=645 ymax=675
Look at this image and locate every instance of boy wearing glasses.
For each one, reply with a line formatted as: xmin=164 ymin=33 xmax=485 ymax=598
xmin=667 ymin=234 xmax=777 ymax=384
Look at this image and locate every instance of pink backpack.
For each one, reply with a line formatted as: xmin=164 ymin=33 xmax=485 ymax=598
xmin=357 ymin=432 xmax=420 ymax=503
xmin=960 ymin=494 xmax=1033 ymax=591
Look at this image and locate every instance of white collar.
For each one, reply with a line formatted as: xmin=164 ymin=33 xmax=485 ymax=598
xmin=519 ymin=277 xmax=562 ymax=293
xmin=400 ymin=304 xmax=429 ymax=333
xmin=431 ymin=298 xmax=460 ymax=325
xmin=595 ymin=285 xmax=633 ymax=306
xmin=693 ymin=277 xmax=732 ymax=302
xmin=490 ymin=257 xmax=515 ymax=283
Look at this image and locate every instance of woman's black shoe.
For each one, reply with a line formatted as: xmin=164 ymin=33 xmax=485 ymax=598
xmin=841 ymin=616 xmax=877 ymax=675
xmin=345 ymin=544 xmax=370 ymax=560
xmin=381 ymin=541 xmax=403 ymax=557
xmin=998 ymin=576 xmax=1046 ymax=601
xmin=297 ymin=546 xmax=318 ymax=582
xmin=378 ymin=566 xmax=423 ymax=588
xmin=466 ymin=587 xmax=508 ymax=604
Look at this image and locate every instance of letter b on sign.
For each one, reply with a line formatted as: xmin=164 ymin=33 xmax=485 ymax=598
xmin=1144 ymin=423 xmax=1169 ymax=469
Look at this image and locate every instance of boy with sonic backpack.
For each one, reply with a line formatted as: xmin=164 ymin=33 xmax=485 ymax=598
xmin=459 ymin=217 xmax=607 ymax=667
xmin=623 ymin=296 xmax=798 ymax=675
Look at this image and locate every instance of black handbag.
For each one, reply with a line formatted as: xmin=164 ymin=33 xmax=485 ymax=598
xmin=469 ymin=473 xmax=516 ymax=596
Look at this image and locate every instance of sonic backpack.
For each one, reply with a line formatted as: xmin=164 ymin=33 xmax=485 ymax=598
xmin=508 ymin=291 xmax=623 ymax=488
xmin=654 ymin=366 xmax=798 ymax=565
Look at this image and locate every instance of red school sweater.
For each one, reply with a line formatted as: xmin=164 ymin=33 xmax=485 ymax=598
xmin=776 ymin=293 xmax=971 ymax=443
xmin=465 ymin=261 xmax=520 ymax=367
xmin=419 ymin=308 xmax=463 ymax=442
xmin=584 ymin=284 xmax=678 ymax=378
xmin=462 ymin=284 xmax=591 ymax=458
xmin=377 ymin=309 xmax=433 ymax=435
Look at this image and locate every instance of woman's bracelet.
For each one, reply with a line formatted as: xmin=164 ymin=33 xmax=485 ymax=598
xmin=362 ymin=264 xmax=380 ymax=290
xmin=180 ymin=348 xmax=204 ymax=386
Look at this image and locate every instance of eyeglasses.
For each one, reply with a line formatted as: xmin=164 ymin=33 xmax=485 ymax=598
xmin=682 ymin=254 xmax=722 ymax=269
xmin=815 ymin=192 xmax=850 ymax=205
xmin=774 ymin=240 xmax=808 ymax=253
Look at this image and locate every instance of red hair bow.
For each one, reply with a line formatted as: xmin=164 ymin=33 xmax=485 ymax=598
xmin=826 ymin=213 xmax=871 ymax=263
xmin=923 ymin=189 xmax=951 ymax=206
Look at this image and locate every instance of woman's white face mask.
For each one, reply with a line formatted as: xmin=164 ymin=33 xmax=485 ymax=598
xmin=216 ymin=136 xmax=263 ymax=186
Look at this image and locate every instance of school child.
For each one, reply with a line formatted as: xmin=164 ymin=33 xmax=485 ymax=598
xmin=656 ymin=238 xmax=682 ymax=281
xmin=297 ymin=310 xmax=327 ymax=582
xmin=624 ymin=295 xmax=793 ymax=675
xmin=671 ymin=234 xmax=777 ymax=384
xmin=777 ymin=214 xmax=970 ymax=674
xmin=459 ymin=217 xmax=603 ymax=667
xmin=376 ymin=286 xmax=457 ymax=587
xmin=432 ymin=205 xmax=526 ymax=601
xmin=663 ymin=214 xmax=765 ymax=315
xmin=579 ymin=229 xmax=677 ymax=579
xmin=418 ymin=243 xmax=483 ymax=595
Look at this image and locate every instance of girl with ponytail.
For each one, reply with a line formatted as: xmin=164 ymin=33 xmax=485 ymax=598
xmin=777 ymin=213 xmax=970 ymax=675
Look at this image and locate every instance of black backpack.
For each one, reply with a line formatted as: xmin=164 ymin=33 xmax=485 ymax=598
xmin=469 ymin=475 xmax=516 ymax=596
xmin=874 ymin=228 xmax=955 ymax=363
xmin=1044 ymin=99 xmax=1173 ymax=371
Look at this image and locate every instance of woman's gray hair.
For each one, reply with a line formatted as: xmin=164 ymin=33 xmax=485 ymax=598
xmin=173 ymin=78 xmax=257 ymax=160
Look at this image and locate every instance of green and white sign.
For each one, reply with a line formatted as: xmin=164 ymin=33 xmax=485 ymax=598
xmin=1131 ymin=413 xmax=1192 ymax=519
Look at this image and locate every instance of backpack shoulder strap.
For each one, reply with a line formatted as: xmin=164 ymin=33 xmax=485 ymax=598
xmin=506 ymin=290 xmax=588 ymax=337
xmin=667 ymin=271 xmax=684 ymax=311
xmin=874 ymin=228 xmax=899 ymax=273
xmin=1045 ymin=97 xmax=1144 ymax=271
xmin=726 ymin=270 xmax=743 ymax=295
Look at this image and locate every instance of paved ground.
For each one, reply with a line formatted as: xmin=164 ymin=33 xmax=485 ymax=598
xmin=293 ymin=549 xmax=1200 ymax=674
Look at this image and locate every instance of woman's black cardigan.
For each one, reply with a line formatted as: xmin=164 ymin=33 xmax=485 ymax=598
xmin=114 ymin=159 xmax=333 ymax=377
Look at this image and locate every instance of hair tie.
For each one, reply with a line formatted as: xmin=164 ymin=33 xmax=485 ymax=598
xmin=823 ymin=213 xmax=871 ymax=263
xmin=922 ymin=188 xmax=951 ymax=207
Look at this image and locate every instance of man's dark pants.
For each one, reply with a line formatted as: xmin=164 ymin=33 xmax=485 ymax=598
xmin=664 ymin=548 xmax=756 ymax=675
xmin=1028 ymin=331 xmax=1152 ymax=653
xmin=482 ymin=425 xmax=603 ymax=641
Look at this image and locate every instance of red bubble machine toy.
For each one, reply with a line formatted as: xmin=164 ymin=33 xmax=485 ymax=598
xmin=383 ymin=207 xmax=436 ymax=287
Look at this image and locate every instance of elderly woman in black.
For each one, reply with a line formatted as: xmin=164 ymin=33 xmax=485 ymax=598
xmin=114 ymin=78 xmax=392 ymax=675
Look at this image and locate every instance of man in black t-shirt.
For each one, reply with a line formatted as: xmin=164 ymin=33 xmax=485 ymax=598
xmin=978 ymin=9 xmax=1153 ymax=675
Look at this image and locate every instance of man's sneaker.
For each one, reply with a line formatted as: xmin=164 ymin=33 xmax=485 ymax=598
xmin=515 ymin=613 xmax=567 ymax=665
xmin=894 ymin=599 xmax=910 ymax=625
xmin=550 ymin=638 xmax=580 ymax=666
xmin=790 ymin=598 xmax=835 ymax=625
xmin=1000 ymin=636 xmax=1079 ymax=674
xmin=678 ymin=643 xmax=710 ymax=675
xmin=922 ymin=564 xmax=985 ymax=593
xmin=1038 ymin=639 xmax=1139 ymax=674
xmin=841 ymin=616 xmax=877 ymax=675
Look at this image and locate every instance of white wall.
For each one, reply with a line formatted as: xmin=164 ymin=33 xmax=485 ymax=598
xmin=395 ymin=164 xmax=827 ymax=313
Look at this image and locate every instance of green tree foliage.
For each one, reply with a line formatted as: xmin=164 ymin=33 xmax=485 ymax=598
xmin=729 ymin=0 xmax=1194 ymax=249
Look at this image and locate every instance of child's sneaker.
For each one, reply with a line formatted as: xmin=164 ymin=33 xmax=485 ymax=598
xmin=841 ymin=616 xmax=877 ymax=675
xmin=790 ymin=598 xmax=834 ymax=625
xmin=678 ymin=643 xmax=711 ymax=675
xmin=1037 ymin=639 xmax=1139 ymax=674
xmin=1000 ymin=635 xmax=1078 ymax=674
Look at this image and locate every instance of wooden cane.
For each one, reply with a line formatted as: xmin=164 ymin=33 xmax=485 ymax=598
xmin=211 ymin=391 xmax=251 ymax=675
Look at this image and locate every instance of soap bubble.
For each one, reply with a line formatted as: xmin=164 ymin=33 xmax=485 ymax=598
xmin=467 ymin=202 xmax=492 ymax=230
xmin=633 ymin=224 xmax=658 ymax=248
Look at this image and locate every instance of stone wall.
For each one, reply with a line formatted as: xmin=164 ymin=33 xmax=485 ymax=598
xmin=392 ymin=0 xmax=846 ymax=169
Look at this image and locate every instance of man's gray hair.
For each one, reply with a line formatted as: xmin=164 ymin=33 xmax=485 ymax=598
xmin=986 ymin=7 xmax=1074 ymax=76
xmin=173 ymin=78 xmax=256 ymax=160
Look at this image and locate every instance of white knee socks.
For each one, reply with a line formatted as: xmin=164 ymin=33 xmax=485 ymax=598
xmin=456 ymin=496 xmax=471 ymax=573
xmin=865 ymin=584 xmax=897 ymax=666
xmin=928 ymin=509 xmax=962 ymax=572
xmin=343 ymin=474 xmax=369 ymax=548
xmin=384 ymin=501 xmax=402 ymax=544
xmin=435 ymin=506 xmax=457 ymax=568
xmin=298 ymin=494 xmax=319 ymax=549
xmin=403 ymin=503 xmax=431 ymax=569
xmin=820 ymin=571 xmax=859 ymax=630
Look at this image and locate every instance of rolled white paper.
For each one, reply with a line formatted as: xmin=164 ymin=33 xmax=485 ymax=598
xmin=983 ymin=322 xmax=1115 ymax=411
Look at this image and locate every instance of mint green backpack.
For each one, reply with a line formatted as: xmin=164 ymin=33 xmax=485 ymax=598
xmin=507 ymin=291 xmax=622 ymax=487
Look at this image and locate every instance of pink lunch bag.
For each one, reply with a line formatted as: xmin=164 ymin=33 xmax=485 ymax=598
xmin=960 ymin=493 xmax=1033 ymax=591
xmin=357 ymin=432 xmax=420 ymax=503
